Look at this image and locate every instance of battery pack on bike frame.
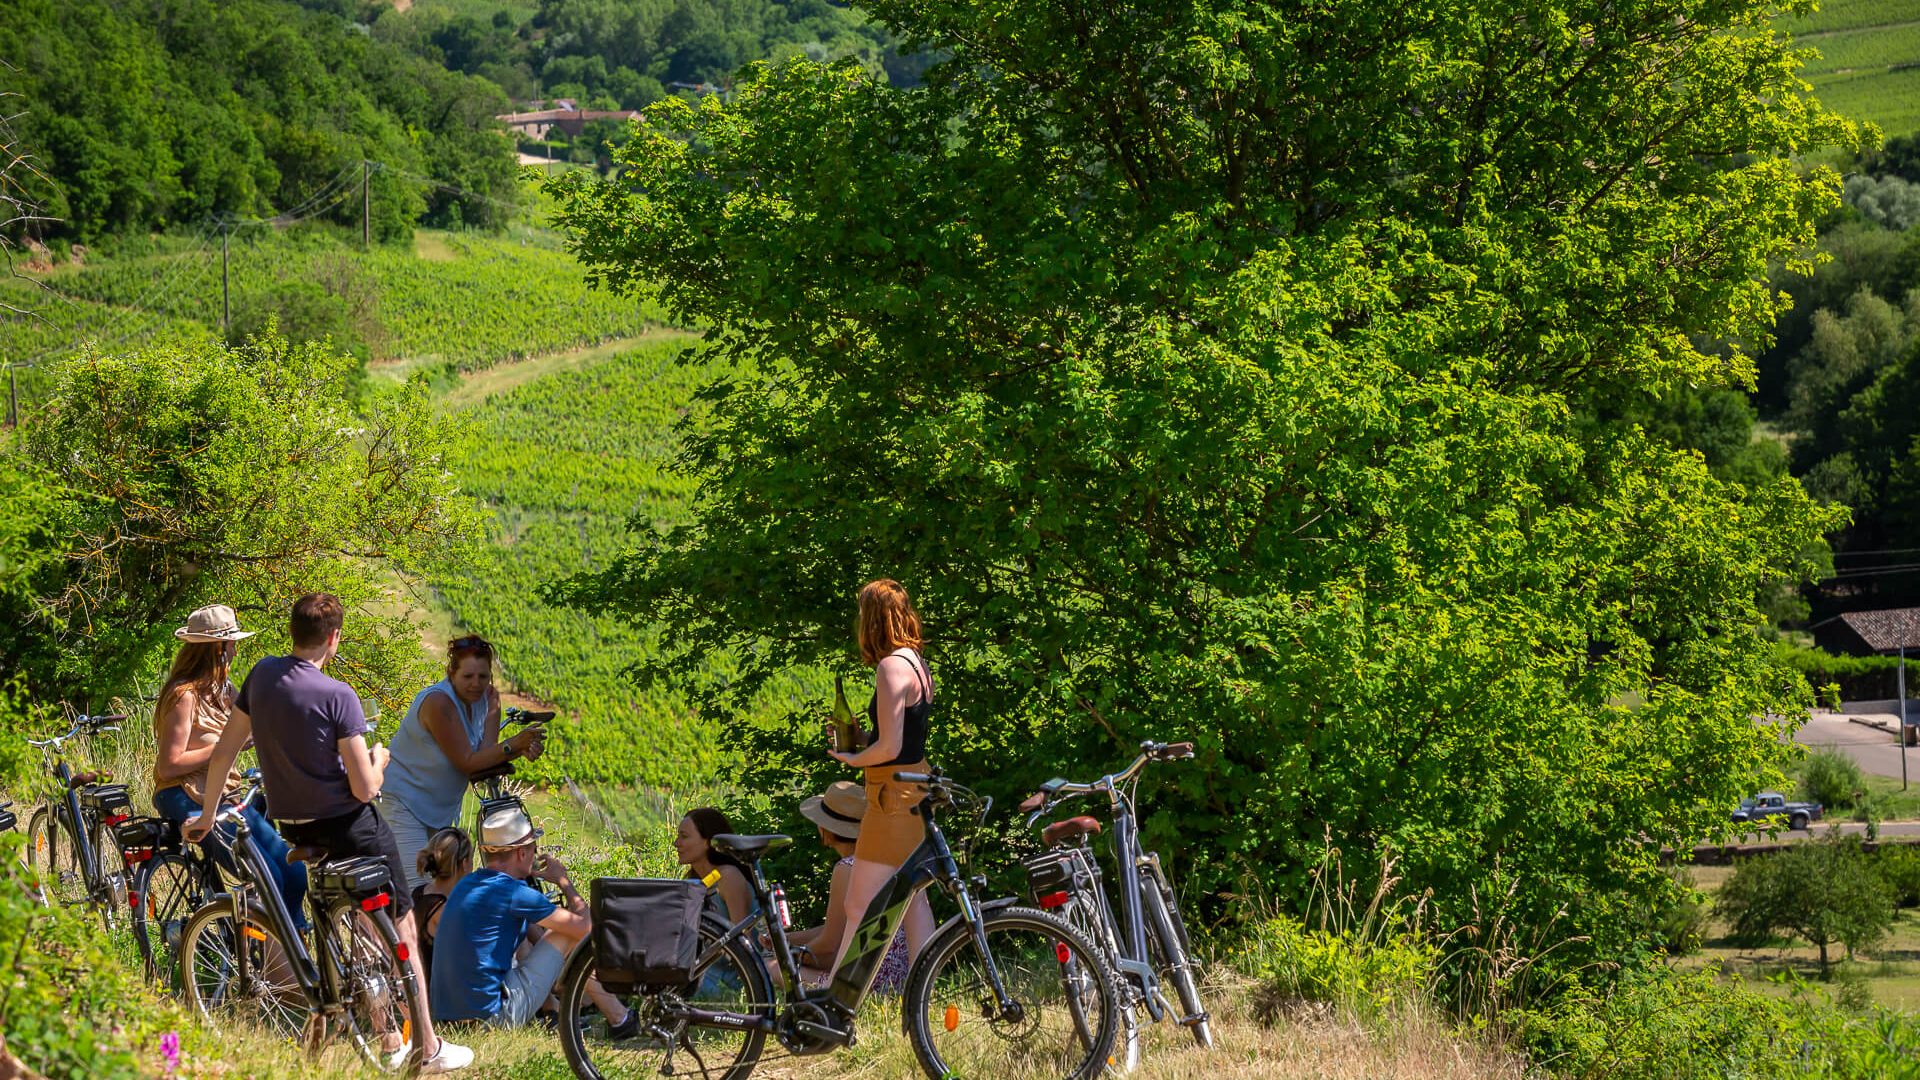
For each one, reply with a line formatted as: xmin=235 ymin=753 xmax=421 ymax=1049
xmin=78 ymin=783 xmax=134 ymax=822
xmin=114 ymin=816 xmax=178 ymax=861
xmin=1022 ymin=848 xmax=1099 ymax=910
xmin=311 ymin=855 xmax=394 ymax=903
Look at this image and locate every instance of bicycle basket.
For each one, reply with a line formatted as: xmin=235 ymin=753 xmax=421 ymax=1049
xmin=590 ymin=878 xmax=705 ymax=991
xmin=78 ymin=783 xmax=133 ymax=821
xmin=114 ymin=816 xmax=177 ymax=857
xmin=311 ymin=856 xmax=393 ymax=902
xmin=1023 ymin=848 xmax=1097 ymax=910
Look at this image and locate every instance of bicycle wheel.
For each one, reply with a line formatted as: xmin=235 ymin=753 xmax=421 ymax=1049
xmin=179 ymin=896 xmax=313 ymax=1041
xmin=91 ymin=822 xmax=128 ymax=930
xmin=325 ymin=899 xmax=427 ymax=1073
xmin=557 ymin=915 xmax=771 ymax=1080
xmin=1062 ymin=894 xmax=1140 ymax=1073
xmin=1141 ymin=866 xmax=1211 ymax=1049
xmin=25 ymin=808 xmax=83 ymax=908
xmin=906 ymin=905 xmax=1120 ymax=1080
xmin=133 ymin=851 xmax=214 ymax=986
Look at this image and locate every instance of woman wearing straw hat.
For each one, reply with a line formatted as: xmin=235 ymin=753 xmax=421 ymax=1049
xmin=151 ymin=604 xmax=308 ymax=927
xmin=787 ymin=780 xmax=910 ymax=991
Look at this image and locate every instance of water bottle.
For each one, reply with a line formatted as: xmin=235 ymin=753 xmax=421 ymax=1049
xmin=772 ymin=882 xmax=791 ymax=929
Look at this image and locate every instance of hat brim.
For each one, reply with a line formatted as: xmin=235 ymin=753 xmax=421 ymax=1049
xmin=799 ymin=796 xmax=862 ymax=840
xmin=481 ymin=825 xmax=544 ymax=850
xmin=175 ymin=627 xmax=257 ymax=643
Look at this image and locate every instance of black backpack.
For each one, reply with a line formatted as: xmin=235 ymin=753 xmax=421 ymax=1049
xmin=590 ymin=878 xmax=706 ymax=991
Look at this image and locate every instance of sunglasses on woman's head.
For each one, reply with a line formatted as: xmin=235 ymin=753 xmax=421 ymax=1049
xmin=450 ymin=635 xmax=491 ymax=650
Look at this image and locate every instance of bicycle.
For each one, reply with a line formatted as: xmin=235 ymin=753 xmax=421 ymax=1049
xmin=553 ymin=768 xmax=1122 ymax=1080
xmin=174 ymin=776 xmax=429 ymax=1072
xmin=1019 ymin=740 xmax=1212 ymax=1052
xmin=120 ymin=772 xmax=272 ymax=987
xmin=22 ymin=711 xmax=132 ymax=927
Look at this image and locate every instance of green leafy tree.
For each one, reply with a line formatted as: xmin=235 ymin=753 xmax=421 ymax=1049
xmin=1719 ymin=838 xmax=1895 ymax=976
xmin=547 ymin=0 xmax=1855 ymax=971
xmin=0 ymin=329 xmax=476 ymax=712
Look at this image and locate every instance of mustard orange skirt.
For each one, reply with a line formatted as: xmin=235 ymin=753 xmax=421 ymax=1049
xmin=854 ymin=761 xmax=928 ymax=865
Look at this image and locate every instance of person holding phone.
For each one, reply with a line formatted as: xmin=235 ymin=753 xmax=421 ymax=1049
xmin=386 ymin=635 xmax=545 ymax=890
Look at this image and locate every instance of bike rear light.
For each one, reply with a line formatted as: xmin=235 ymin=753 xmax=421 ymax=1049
xmin=1055 ymin=942 xmax=1071 ymax=964
xmin=360 ymin=892 xmax=391 ymax=912
xmin=395 ymin=942 xmax=411 ymax=963
xmin=104 ymin=813 xmax=129 ymax=826
xmin=1037 ymin=890 xmax=1070 ymax=909
xmin=122 ymin=848 xmax=152 ymax=863
xmin=129 ymin=892 xmax=141 ymax=910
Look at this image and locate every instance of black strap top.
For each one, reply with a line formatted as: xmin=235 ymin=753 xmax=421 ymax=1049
xmin=866 ymin=649 xmax=932 ymax=767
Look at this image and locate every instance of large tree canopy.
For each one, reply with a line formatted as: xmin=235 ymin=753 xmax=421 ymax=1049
xmin=549 ymin=0 xmax=1852 ymax=967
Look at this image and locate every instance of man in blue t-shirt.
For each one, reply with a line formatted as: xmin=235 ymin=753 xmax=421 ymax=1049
xmin=186 ymin=593 xmax=471 ymax=1073
xmin=432 ymin=804 xmax=634 ymax=1032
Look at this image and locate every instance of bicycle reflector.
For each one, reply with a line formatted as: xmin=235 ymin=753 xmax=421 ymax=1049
xmin=359 ymin=892 xmax=391 ymax=912
xmin=1055 ymin=941 xmax=1071 ymax=964
xmin=943 ymin=1005 xmax=959 ymax=1032
xmin=395 ymin=942 xmax=411 ymax=963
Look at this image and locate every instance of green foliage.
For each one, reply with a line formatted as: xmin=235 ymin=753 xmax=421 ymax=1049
xmin=1235 ymin=913 xmax=1432 ymax=1018
xmin=1798 ymin=745 xmax=1869 ymax=810
xmin=547 ymin=0 xmax=1856 ymax=980
xmin=1516 ymin=967 xmax=1920 ymax=1080
xmin=1 ymin=329 xmax=477 ymax=711
xmin=0 ymin=0 xmax=520 ymax=240
xmin=1776 ymin=642 xmax=1903 ymax=701
xmin=1874 ymin=846 xmax=1920 ymax=907
xmin=0 ymin=834 xmax=195 ymax=1079
xmin=1717 ymin=838 xmax=1896 ymax=974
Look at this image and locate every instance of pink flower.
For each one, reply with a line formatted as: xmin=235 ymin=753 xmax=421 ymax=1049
xmin=160 ymin=1031 xmax=180 ymax=1076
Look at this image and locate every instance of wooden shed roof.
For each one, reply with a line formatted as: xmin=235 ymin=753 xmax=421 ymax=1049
xmin=1837 ymin=608 xmax=1920 ymax=652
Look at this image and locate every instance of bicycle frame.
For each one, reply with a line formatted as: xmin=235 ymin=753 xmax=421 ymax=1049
xmin=675 ymin=778 xmax=1021 ymax=1041
xmin=207 ymin=792 xmax=348 ymax=1013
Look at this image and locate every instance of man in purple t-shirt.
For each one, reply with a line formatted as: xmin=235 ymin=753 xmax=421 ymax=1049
xmin=185 ymin=593 xmax=472 ymax=1074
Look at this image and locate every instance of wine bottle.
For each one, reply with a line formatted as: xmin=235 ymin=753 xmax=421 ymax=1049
xmin=832 ymin=673 xmax=858 ymax=753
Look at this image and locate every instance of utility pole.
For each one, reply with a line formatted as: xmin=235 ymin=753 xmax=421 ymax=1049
xmin=220 ymin=224 xmax=231 ymax=336
xmin=8 ymin=366 xmax=16 ymax=428
xmin=362 ymin=159 xmax=371 ymax=249
xmin=1902 ymin=646 xmax=1910 ymax=791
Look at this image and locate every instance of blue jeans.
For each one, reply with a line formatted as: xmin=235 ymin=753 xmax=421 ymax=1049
xmin=153 ymin=784 xmax=309 ymax=931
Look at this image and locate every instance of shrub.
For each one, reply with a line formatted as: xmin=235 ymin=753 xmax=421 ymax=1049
xmin=1775 ymin=643 xmax=1903 ymax=703
xmin=1517 ymin=967 xmax=1920 ymax=1080
xmin=0 ymin=834 xmax=197 ymax=1078
xmin=1235 ymin=913 xmax=1433 ymax=1018
xmin=1796 ymin=746 xmax=1866 ymax=811
xmin=1648 ymin=869 xmax=1710 ymax=956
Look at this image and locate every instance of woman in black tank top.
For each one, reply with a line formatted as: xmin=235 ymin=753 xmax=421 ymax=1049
xmin=823 ymin=579 xmax=937 ymax=975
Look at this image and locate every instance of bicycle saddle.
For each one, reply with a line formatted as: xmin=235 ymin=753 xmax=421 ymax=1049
xmin=710 ymin=833 xmax=792 ymax=862
xmin=67 ymin=770 xmax=110 ymax=788
xmin=286 ymin=844 xmax=330 ymax=865
xmin=469 ymin=762 xmax=516 ymax=783
xmin=1041 ymin=816 xmax=1102 ymax=848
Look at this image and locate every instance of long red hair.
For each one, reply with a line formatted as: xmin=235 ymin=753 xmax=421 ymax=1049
xmin=857 ymin=579 xmax=923 ymax=666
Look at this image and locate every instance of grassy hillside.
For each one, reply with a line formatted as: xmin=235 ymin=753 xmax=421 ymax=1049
xmin=1788 ymin=0 xmax=1920 ymax=136
xmin=0 ymin=222 xmax=672 ymax=398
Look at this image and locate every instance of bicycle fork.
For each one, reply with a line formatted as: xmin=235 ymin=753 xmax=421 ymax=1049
xmin=956 ymin=885 xmax=1027 ymax=1024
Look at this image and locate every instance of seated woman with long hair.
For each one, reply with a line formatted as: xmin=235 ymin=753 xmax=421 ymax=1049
xmin=150 ymin=604 xmax=308 ymax=927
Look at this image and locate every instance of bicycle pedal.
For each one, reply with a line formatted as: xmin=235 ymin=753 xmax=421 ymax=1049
xmin=792 ymin=1020 xmax=853 ymax=1046
xmin=1177 ymin=1011 xmax=1210 ymax=1028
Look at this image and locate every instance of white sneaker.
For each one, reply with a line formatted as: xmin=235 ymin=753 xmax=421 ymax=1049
xmin=385 ymin=1041 xmax=412 ymax=1072
xmin=421 ymin=1039 xmax=474 ymax=1074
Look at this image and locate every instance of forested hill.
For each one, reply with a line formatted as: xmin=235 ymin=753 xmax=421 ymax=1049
xmin=0 ymin=0 xmax=522 ymax=241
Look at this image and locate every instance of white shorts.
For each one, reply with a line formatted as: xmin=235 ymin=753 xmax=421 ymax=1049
xmin=381 ymin=797 xmax=436 ymax=894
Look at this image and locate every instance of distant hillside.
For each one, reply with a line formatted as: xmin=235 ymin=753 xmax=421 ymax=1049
xmin=1788 ymin=0 xmax=1920 ymax=137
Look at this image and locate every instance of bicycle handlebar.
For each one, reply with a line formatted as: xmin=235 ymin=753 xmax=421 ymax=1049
xmin=1020 ymin=739 xmax=1194 ymax=825
xmin=26 ymin=713 xmax=129 ymax=749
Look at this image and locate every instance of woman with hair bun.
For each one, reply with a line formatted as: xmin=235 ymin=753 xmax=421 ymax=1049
xmin=825 ymin=579 xmax=936 ymax=974
xmin=410 ymin=826 xmax=473 ymax=978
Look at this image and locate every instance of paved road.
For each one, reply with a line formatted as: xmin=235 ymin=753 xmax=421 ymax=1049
xmin=1724 ymin=819 xmax=1920 ymax=845
xmin=1793 ymin=710 xmax=1917 ymax=780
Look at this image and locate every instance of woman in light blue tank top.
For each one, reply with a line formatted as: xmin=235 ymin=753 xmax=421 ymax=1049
xmin=385 ymin=636 xmax=545 ymax=889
